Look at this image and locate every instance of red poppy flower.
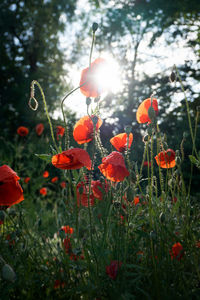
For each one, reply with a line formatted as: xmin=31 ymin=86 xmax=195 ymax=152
xmin=60 ymin=225 xmax=74 ymax=235
xmin=73 ymin=115 xmax=102 ymax=144
xmin=60 ymin=181 xmax=66 ymax=188
xmin=136 ymin=98 xmax=158 ymax=124
xmin=155 ymin=149 xmax=176 ymax=168
xmin=56 ymin=126 xmax=65 ymax=141
xmin=51 ymin=176 xmax=58 ymax=183
xmin=98 ymin=151 xmax=129 ymax=182
xmin=0 ymin=165 xmax=24 ymax=207
xmin=24 ymin=177 xmax=30 ymax=184
xmin=40 ymin=187 xmax=47 ymax=196
xmin=43 ymin=171 xmax=49 ymax=178
xmin=52 ymin=148 xmax=92 ymax=170
xmin=170 ymin=242 xmax=183 ymax=261
xmin=106 ymin=260 xmax=122 ymax=280
xmin=110 ymin=133 xmax=133 ymax=152
xmin=80 ymin=58 xmax=106 ymax=97
xmin=76 ymin=182 xmax=95 ymax=207
xmin=17 ymin=126 xmax=29 ymax=137
xmin=35 ymin=123 xmax=44 ymax=136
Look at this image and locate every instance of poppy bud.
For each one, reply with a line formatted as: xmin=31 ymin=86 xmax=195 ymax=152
xmin=175 ymin=155 xmax=181 ymax=165
xmin=1 ymin=264 xmax=16 ymax=282
xmin=169 ymin=71 xmax=176 ymax=83
xmin=86 ymin=97 xmax=91 ymax=106
xmin=92 ymin=22 xmax=98 ymax=33
xmin=125 ymin=125 xmax=132 ymax=135
xmin=147 ymin=126 xmax=153 ymax=136
xmin=92 ymin=115 xmax=99 ymax=126
xmin=78 ymin=186 xmax=84 ymax=195
xmin=159 ymin=212 xmax=165 ymax=223
xmin=94 ymin=96 xmax=100 ymax=103
xmin=148 ymin=106 xmax=156 ymax=121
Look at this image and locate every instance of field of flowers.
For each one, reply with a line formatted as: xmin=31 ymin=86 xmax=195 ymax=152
xmin=1 ymin=23 xmax=200 ymax=299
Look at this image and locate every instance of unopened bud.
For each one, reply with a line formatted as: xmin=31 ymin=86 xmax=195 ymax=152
xmin=92 ymin=115 xmax=99 ymax=126
xmin=142 ymin=135 xmax=149 ymax=143
xmin=148 ymin=105 xmax=156 ymax=121
xmin=159 ymin=212 xmax=165 ymax=223
xmin=86 ymin=97 xmax=91 ymax=106
xmin=92 ymin=22 xmax=98 ymax=33
xmin=125 ymin=125 xmax=132 ymax=135
xmin=169 ymin=71 xmax=176 ymax=83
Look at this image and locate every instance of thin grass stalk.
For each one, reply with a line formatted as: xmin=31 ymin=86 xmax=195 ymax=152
xmin=29 ymin=80 xmax=59 ymax=153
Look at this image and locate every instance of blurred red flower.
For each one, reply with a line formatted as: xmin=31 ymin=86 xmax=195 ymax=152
xmin=134 ymin=196 xmax=140 ymax=206
xmin=110 ymin=133 xmax=133 ymax=152
xmin=91 ymin=180 xmax=106 ymax=201
xmin=155 ymin=149 xmax=176 ymax=168
xmin=80 ymin=58 xmax=106 ymax=97
xmin=136 ymin=98 xmax=158 ymax=124
xmin=98 ymin=151 xmax=129 ymax=182
xmin=52 ymin=148 xmax=92 ymax=170
xmin=54 ymin=279 xmax=65 ymax=290
xmin=60 ymin=225 xmax=74 ymax=235
xmin=106 ymin=260 xmax=122 ymax=280
xmin=51 ymin=176 xmax=58 ymax=183
xmin=0 ymin=165 xmax=24 ymax=207
xmin=40 ymin=187 xmax=47 ymax=196
xmin=35 ymin=123 xmax=44 ymax=136
xmin=143 ymin=161 xmax=151 ymax=167
xmin=60 ymin=181 xmax=66 ymax=188
xmin=61 ymin=226 xmax=73 ymax=235
xmin=43 ymin=171 xmax=49 ymax=178
xmin=24 ymin=177 xmax=30 ymax=184
xmin=73 ymin=115 xmax=102 ymax=144
xmin=63 ymin=237 xmax=72 ymax=254
xmin=170 ymin=242 xmax=183 ymax=261
xmin=56 ymin=126 xmax=65 ymax=141
xmin=76 ymin=181 xmax=95 ymax=207
xmin=17 ymin=126 xmax=29 ymax=137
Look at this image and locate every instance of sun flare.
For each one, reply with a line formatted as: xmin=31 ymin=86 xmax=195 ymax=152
xmin=93 ymin=53 xmax=122 ymax=94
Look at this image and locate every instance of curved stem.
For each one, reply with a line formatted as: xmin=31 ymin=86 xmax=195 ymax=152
xmin=30 ymin=80 xmax=59 ymax=153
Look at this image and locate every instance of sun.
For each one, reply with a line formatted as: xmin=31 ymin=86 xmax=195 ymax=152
xmin=93 ymin=53 xmax=122 ymax=94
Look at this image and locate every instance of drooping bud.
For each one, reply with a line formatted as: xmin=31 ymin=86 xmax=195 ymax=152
xmin=159 ymin=212 xmax=165 ymax=223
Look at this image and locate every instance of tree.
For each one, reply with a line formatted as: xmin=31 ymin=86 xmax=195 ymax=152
xmin=0 ymin=0 xmax=77 ymax=137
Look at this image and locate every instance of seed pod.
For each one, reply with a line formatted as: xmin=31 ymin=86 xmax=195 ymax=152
xmin=92 ymin=115 xmax=99 ymax=126
xmin=2 ymin=264 xmax=16 ymax=282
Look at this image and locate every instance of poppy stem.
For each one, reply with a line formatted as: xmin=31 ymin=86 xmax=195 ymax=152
xmin=174 ymin=65 xmax=199 ymax=160
xmin=60 ymin=82 xmax=87 ymax=149
xmin=29 ymin=80 xmax=59 ymax=153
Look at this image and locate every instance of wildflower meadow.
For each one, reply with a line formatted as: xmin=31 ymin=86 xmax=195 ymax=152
xmin=1 ymin=21 xmax=200 ymax=300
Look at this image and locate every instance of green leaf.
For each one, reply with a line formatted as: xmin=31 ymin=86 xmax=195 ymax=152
xmin=189 ymin=155 xmax=200 ymax=169
xmin=35 ymin=154 xmax=52 ymax=163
